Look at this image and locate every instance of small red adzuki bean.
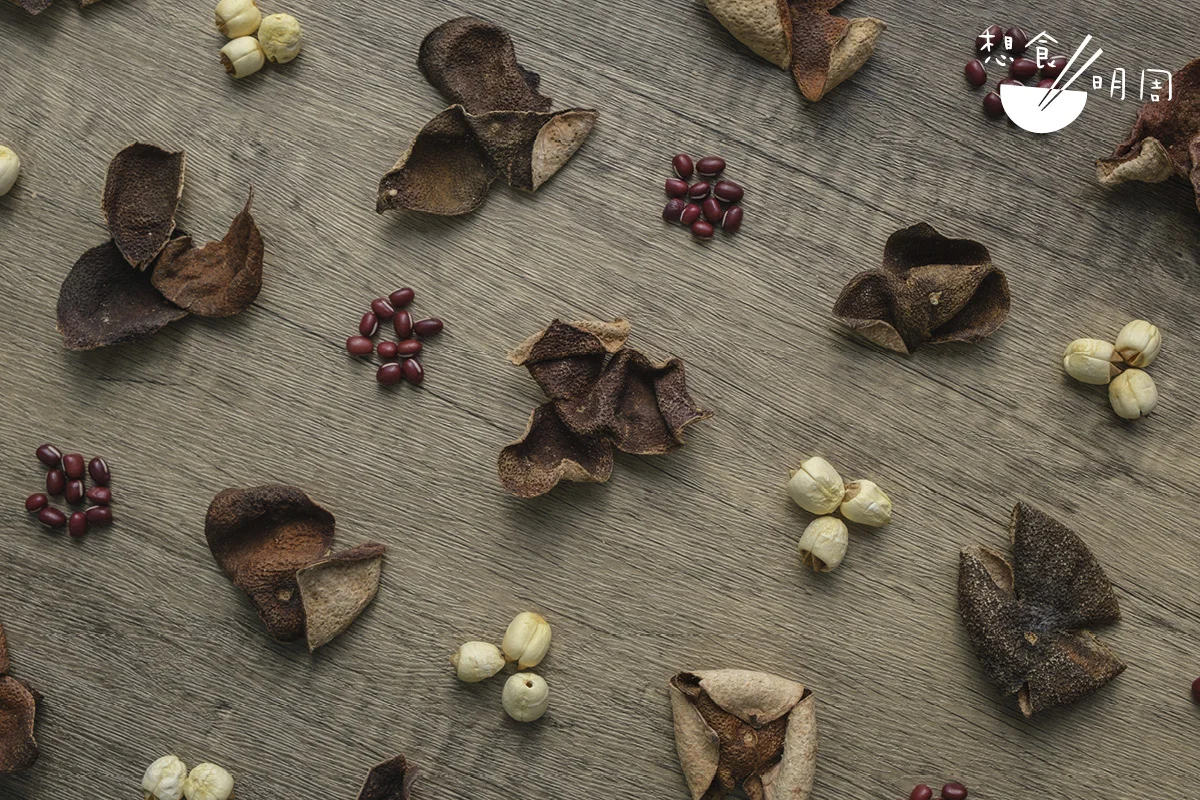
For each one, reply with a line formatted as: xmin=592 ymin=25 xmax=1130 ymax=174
xmin=370 ymin=298 xmax=396 ymax=321
xmin=389 ymin=288 xmax=415 ymax=308
xmin=360 ymin=312 xmax=379 ymax=337
xmin=1036 ymin=78 xmax=1055 ymax=88
xmin=964 ymin=59 xmax=986 ymax=87
xmin=63 ymin=453 xmax=85 ymax=479
xmin=672 ymin=154 xmax=694 ymax=180
xmin=397 ymin=340 xmax=423 ymax=357
xmin=696 ymin=156 xmax=726 ymax=177
xmin=88 ymin=457 xmax=110 ymax=485
xmin=394 ymin=310 xmax=414 ymax=339
xmin=1041 ymin=55 xmax=1067 ymax=79
xmin=998 ymin=78 xmax=1023 ymax=89
xmin=39 ymin=507 xmax=66 ymax=529
xmin=680 ymin=203 xmax=702 ymax=226
xmin=25 ymin=493 xmax=48 ymax=513
xmin=691 ymin=220 xmax=715 ymax=239
xmin=68 ymin=512 xmax=88 ymax=538
xmin=85 ymin=506 xmax=112 ymax=525
xmin=66 ymin=480 xmax=85 ymax=505
xmin=46 ymin=469 xmax=66 ymax=496
xmin=377 ymin=341 xmax=399 ymax=359
xmin=1010 ymin=57 xmax=1038 ymax=79
xmin=908 ymin=786 xmax=933 ymax=800
xmin=688 ymin=181 xmax=711 ymax=200
xmin=941 ymin=782 xmax=968 ymax=800
xmin=36 ymin=444 xmax=62 ymax=467
xmin=414 ymin=318 xmax=444 ymax=337
xmin=665 ymin=178 xmax=689 ymax=198
xmin=721 ymin=205 xmax=744 ymax=233
xmin=347 ymin=336 xmax=374 ymax=356
xmin=702 ymin=197 xmax=723 ymax=224
xmin=663 ymin=198 xmax=686 ymax=222
xmin=983 ymin=91 xmax=1004 ymax=118
xmin=976 ymin=24 xmax=1003 ymax=53
xmin=402 ymin=358 xmax=425 ymax=384
xmin=377 ymin=363 xmax=403 ymax=385
xmin=86 ymin=486 xmax=112 ymax=505
xmin=713 ymin=180 xmax=744 ymax=203
xmin=1192 ymin=676 xmax=1200 ymax=703
xmin=1005 ymin=26 xmax=1028 ymax=55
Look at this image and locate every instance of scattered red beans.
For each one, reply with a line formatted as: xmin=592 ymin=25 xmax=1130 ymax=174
xmin=401 ymin=358 xmax=425 ymax=384
xmin=39 ymin=507 xmax=66 ymax=529
xmin=942 ymin=782 xmax=968 ymax=800
xmin=394 ymin=310 xmax=413 ymax=339
xmin=1036 ymin=78 xmax=1055 ymax=88
xmin=663 ymin=198 xmax=686 ymax=221
xmin=1041 ymin=55 xmax=1067 ymax=79
xmin=714 ymin=180 xmax=744 ymax=203
xmin=908 ymin=786 xmax=933 ymax=800
xmin=661 ymin=154 xmax=745 ymax=240
xmin=702 ymin=197 xmax=723 ymax=224
xmin=1005 ymin=26 xmax=1028 ymax=55
xmin=86 ymin=486 xmax=112 ymax=505
xmin=688 ymin=181 xmax=711 ymax=200
xmin=370 ymin=298 xmax=396 ymax=321
xmin=964 ymin=59 xmax=986 ymax=87
xmin=359 ymin=312 xmax=379 ymax=337
xmin=389 ymin=287 xmax=415 ymax=308
xmin=65 ymin=479 xmax=85 ymax=505
xmin=983 ymin=91 xmax=1005 ymax=118
xmin=672 ymin=153 xmax=694 ymax=180
xmin=1191 ymin=676 xmax=1200 ymax=703
xmin=665 ymin=178 xmax=689 ymax=198
xmin=68 ymin=512 xmax=88 ymax=538
xmin=696 ymin=156 xmax=725 ymax=177
xmin=377 ymin=363 xmax=403 ymax=385
xmin=85 ymin=506 xmax=112 ymax=526
xmin=36 ymin=444 xmax=62 ymax=467
xmin=397 ymin=339 xmax=423 ymax=356
xmin=347 ymin=335 xmax=374 ymax=356
xmin=377 ymin=341 xmax=399 ymax=359
xmin=680 ymin=203 xmax=702 ymax=226
xmin=721 ymin=205 xmax=743 ymax=233
xmin=975 ymin=24 xmax=1003 ymax=52
xmin=25 ymin=493 xmax=48 ymax=513
xmin=46 ymin=469 xmax=66 ymax=496
xmin=691 ymin=220 xmax=715 ymax=239
xmin=63 ymin=453 xmax=85 ymax=479
xmin=413 ymin=318 xmax=444 ymax=337
xmin=1010 ymin=57 xmax=1038 ymax=79
xmin=88 ymin=456 xmax=110 ymax=485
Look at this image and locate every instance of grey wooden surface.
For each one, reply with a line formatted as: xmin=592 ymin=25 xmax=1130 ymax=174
xmin=2 ymin=0 xmax=1199 ymax=798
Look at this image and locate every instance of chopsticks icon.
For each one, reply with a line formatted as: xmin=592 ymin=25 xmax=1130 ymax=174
xmin=1039 ymin=35 xmax=1103 ymax=111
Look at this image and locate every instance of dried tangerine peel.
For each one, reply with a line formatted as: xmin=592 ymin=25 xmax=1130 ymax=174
xmin=669 ymin=670 xmax=816 ymax=800
xmin=9 ymin=0 xmax=53 ymax=12
xmin=0 ymin=623 xmax=39 ymax=775
xmin=958 ymin=502 xmax=1125 ymax=717
xmin=357 ymin=755 xmax=420 ymax=800
xmin=297 ymin=542 xmax=386 ymax=651
xmin=499 ymin=403 xmax=615 ymax=498
xmin=419 ymin=17 xmax=551 ymax=114
xmin=103 ymin=143 xmax=186 ymax=269
xmin=151 ymin=189 xmax=264 ymax=317
xmin=833 ymin=222 xmax=1010 ymax=355
xmin=377 ymin=106 xmax=497 ymax=215
xmin=56 ymin=239 xmax=188 ymax=350
xmin=508 ymin=318 xmax=632 ymax=399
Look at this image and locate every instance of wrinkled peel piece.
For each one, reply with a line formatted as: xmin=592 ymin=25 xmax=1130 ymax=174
xmin=499 ymin=403 xmax=614 ymax=498
xmin=103 ymin=143 xmax=186 ymax=269
xmin=0 ymin=623 xmax=39 ymax=775
xmin=297 ymin=542 xmax=386 ymax=651
xmin=508 ymin=318 xmax=632 ymax=400
xmin=419 ymin=16 xmax=551 ymax=114
xmin=705 ymin=0 xmax=792 ymax=69
xmin=357 ymin=755 xmax=420 ymax=800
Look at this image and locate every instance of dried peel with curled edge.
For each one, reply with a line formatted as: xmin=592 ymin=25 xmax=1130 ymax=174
xmin=377 ymin=17 xmax=598 ymax=215
xmin=151 ymin=189 xmax=264 ymax=317
xmin=0 ymin=623 xmax=40 ymax=775
xmin=357 ymin=755 xmax=421 ymax=800
xmin=103 ymin=143 xmax=186 ymax=269
xmin=706 ymin=0 xmax=885 ymax=101
xmin=499 ymin=403 xmax=615 ymax=498
xmin=669 ymin=669 xmax=817 ymax=800
xmin=833 ymin=222 xmax=1010 ymax=355
xmin=56 ymin=239 xmax=188 ymax=350
xmin=958 ymin=502 xmax=1124 ymax=717
xmin=206 ymin=485 xmax=385 ymax=649
xmin=1097 ymin=58 xmax=1200 ymax=214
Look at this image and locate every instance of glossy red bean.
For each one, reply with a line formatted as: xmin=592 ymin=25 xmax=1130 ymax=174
xmin=714 ymin=180 xmax=744 ymax=203
xmin=68 ymin=512 xmax=88 ymax=538
xmin=65 ymin=480 xmax=85 ymax=505
xmin=665 ymin=178 xmax=689 ymax=198
xmin=1036 ymin=78 xmax=1056 ymax=88
xmin=688 ymin=181 xmax=711 ymax=200
xmin=377 ymin=341 xmax=399 ymax=359
xmin=376 ymin=363 xmax=403 ymax=385
xmin=389 ymin=288 xmax=415 ymax=308
xmin=88 ymin=456 xmax=110 ymax=485
xmin=347 ymin=336 xmax=374 ymax=356
xmin=998 ymin=78 xmax=1023 ymax=89
xmin=975 ymin=23 xmax=1003 ymax=52
xmin=397 ymin=339 xmax=423 ymax=357
xmin=46 ymin=469 xmax=66 ymax=496
xmin=908 ymin=786 xmax=933 ymax=800
xmin=402 ymin=358 xmax=425 ymax=384
xmin=394 ymin=310 xmax=413 ymax=339
xmin=85 ymin=505 xmax=112 ymax=525
xmin=39 ymin=507 xmax=66 ymax=529
xmin=25 ymin=493 xmax=48 ymax=513
xmin=964 ymin=59 xmax=986 ymax=87
xmin=36 ymin=444 xmax=62 ymax=467
xmin=370 ymin=298 xmax=395 ymax=321
xmin=941 ymin=782 xmax=968 ymax=800
xmin=663 ymin=198 xmax=686 ymax=222
xmin=702 ymin=197 xmax=723 ymax=224
xmin=672 ymin=154 xmax=694 ymax=180
xmin=1010 ymin=58 xmax=1037 ymax=79
xmin=1005 ymin=26 xmax=1028 ymax=55
xmin=414 ymin=318 xmax=444 ymax=337
xmin=680 ymin=203 xmax=702 ymax=226
xmin=63 ymin=453 xmax=85 ymax=479
xmin=1041 ymin=55 xmax=1067 ymax=79
xmin=696 ymin=156 xmax=725 ymax=177
xmin=691 ymin=220 xmax=714 ymax=239
xmin=1192 ymin=676 xmax=1200 ymax=703
xmin=359 ymin=312 xmax=379 ymax=337
xmin=721 ymin=205 xmax=743 ymax=233
xmin=983 ymin=91 xmax=1004 ymax=118
xmin=86 ymin=486 xmax=112 ymax=505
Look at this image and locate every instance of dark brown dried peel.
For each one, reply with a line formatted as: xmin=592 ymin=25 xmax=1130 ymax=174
xmin=1097 ymin=59 xmax=1200 ymax=214
xmin=357 ymin=755 xmax=420 ymax=800
xmin=296 ymin=542 xmax=386 ymax=651
xmin=958 ymin=502 xmax=1125 ymax=717
xmin=151 ymin=189 xmax=263 ymax=317
xmin=56 ymin=239 xmax=188 ymax=350
xmin=669 ymin=669 xmax=816 ymax=800
xmin=499 ymin=403 xmax=615 ymax=498
xmin=833 ymin=222 xmax=1010 ymax=355
xmin=0 ymin=623 xmax=39 ymax=775
xmin=508 ymin=318 xmax=632 ymax=400
xmin=419 ymin=17 xmax=551 ymax=114
xmin=103 ymin=143 xmax=186 ymax=270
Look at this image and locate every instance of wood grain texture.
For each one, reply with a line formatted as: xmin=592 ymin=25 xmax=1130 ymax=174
xmin=1 ymin=1 xmax=1199 ymax=798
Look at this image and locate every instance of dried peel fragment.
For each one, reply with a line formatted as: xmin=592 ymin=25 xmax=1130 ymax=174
xmin=669 ymin=669 xmax=816 ymax=800
xmin=418 ymin=16 xmax=551 ymax=114
xmin=958 ymin=502 xmax=1124 ymax=717
xmin=833 ymin=222 xmax=1010 ymax=355
xmin=151 ymin=189 xmax=264 ymax=317
xmin=707 ymin=0 xmax=885 ymax=101
xmin=1097 ymin=59 xmax=1200 ymax=214
xmin=508 ymin=318 xmax=632 ymax=400
xmin=56 ymin=239 xmax=188 ymax=350
xmin=296 ymin=542 xmax=386 ymax=651
xmin=0 ymin=623 xmax=40 ymax=775
xmin=356 ymin=755 xmax=420 ymax=800
xmin=103 ymin=143 xmax=186 ymax=269
xmin=499 ymin=403 xmax=615 ymax=498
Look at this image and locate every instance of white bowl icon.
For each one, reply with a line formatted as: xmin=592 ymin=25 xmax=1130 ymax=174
xmin=1000 ymin=83 xmax=1088 ymax=133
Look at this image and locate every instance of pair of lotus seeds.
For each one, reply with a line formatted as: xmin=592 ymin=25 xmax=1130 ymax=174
xmin=214 ymin=0 xmax=303 ymax=79
xmin=1062 ymin=319 xmax=1162 ymax=420
xmin=451 ymin=612 xmax=553 ymax=722
xmin=788 ymin=456 xmax=893 ymax=572
xmin=142 ymin=756 xmax=233 ymax=800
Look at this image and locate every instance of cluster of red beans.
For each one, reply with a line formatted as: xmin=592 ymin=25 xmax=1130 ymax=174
xmin=25 ymin=444 xmax=113 ymax=538
xmin=908 ymin=782 xmax=969 ymax=800
xmin=345 ymin=288 xmax=444 ymax=386
xmin=661 ymin=154 xmax=744 ymax=239
xmin=963 ymin=25 xmax=1068 ymax=120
